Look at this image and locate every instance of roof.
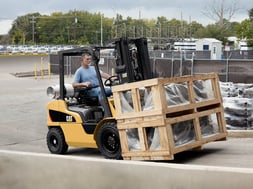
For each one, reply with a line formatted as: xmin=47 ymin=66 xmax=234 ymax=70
xmin=196 ymin=38 xmax=221 ymax=43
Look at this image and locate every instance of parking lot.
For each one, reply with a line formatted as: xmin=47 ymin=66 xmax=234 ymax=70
xmin=0 ymin=45 xmax=76 ymax=55
xmin=1 ymin=55 xmax=253 ymax=169
xmin=0 ymin=55 xmax=50 ymax=152
xmin=0 ymin=56 xmax=101 ymax=155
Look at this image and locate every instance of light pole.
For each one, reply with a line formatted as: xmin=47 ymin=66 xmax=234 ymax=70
xmin=100 ymin=14 xmax=103 ymax=46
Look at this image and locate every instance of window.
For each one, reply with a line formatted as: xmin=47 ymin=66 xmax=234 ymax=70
xmin=203 ymin=44 xmax=209 ymax=50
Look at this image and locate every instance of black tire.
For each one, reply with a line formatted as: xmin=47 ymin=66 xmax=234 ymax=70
xmin=47 ymin=127 xmax=68 ymax=154
xmin=96 ymin=122 xmax=122 ymax=159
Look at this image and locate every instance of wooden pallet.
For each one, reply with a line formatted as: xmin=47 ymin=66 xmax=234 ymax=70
xmin=112 ymin=73 xmax=227 ymax=160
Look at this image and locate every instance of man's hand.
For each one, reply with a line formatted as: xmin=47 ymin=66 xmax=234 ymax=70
xmin=82 ymin=81 xmax=91 ymax=87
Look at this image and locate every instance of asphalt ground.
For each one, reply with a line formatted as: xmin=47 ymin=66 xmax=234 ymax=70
xmin=1 ymin=55 xmax=253 ymax=169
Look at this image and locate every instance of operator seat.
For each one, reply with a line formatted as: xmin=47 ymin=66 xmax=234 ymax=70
xmin=74 ymin=87 xmax=100 ymax=106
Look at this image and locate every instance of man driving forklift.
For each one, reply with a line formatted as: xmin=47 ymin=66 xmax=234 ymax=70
xmin=46 ymin=37 xmax=152 ymax=160
xmin=72 ymin=51 xmax=112 ymax=101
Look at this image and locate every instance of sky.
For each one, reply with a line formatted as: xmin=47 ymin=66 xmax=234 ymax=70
xmin=0 ymin=0 xmax=252 ymax=35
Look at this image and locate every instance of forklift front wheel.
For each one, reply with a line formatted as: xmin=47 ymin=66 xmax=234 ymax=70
xmin=47 ymin=127 xmax=68 ymax=154
xmin=96 ymin=122 xmax=122 ymax=160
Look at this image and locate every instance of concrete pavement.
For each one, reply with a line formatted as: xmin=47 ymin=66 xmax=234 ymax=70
xmin=1 ymin=56 xmax=253 ymax=189
xmin=1 ymin=150 xmax=253 ymax=189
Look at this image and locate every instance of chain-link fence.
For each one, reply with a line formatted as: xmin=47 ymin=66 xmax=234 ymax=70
xmin=49 ymin=50 xmax=253 ymax=84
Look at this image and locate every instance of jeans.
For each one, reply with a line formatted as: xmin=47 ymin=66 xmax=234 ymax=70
xmin=87 ymin=87 xmax=112 ymax=101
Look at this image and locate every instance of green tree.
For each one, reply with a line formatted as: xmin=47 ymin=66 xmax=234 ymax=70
xmin=8 ymin=10 xmax=115 ymax=45
xmin=195 ymin=19 xmax=239 ymax=44
xmin=249 ymin=8 xmax=253 ymax=20
xmin=236 ymin=19 xmax=253 ymax=46
xmin=9 ymin=12 xmax=41 ymax=44
xmin=7 ymin=9 xmax=247 ymax=47
xmin=190 ymin=21 xmax=204 ymax=38
xmin=235 ymin=8 xmax=253 ymax=47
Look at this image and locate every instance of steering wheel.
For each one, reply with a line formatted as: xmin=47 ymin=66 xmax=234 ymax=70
xmin=104 ymin=75 xmax=119 ymax=87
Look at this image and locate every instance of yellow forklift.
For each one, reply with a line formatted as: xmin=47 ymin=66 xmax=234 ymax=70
xmin=46 ymin=38 xmax=152 ymax=159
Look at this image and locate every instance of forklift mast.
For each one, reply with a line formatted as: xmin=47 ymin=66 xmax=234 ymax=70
xmin=114 ymin=37 xmax=153 ymax=84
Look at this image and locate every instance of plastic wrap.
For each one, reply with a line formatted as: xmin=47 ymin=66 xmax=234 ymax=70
xmin=220 ymin=82 xmax=253 ymax=130
xmin=121 ymin=80 xmax=218 ymax=150
xmin=223 ymin=96 xmax=253 ymax=129
xmin=220 ymin=82 xmax=253 ymax=98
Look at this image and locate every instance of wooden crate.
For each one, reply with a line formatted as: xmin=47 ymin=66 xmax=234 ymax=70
xmin=112 ymin=73 xmax=227 ymax=160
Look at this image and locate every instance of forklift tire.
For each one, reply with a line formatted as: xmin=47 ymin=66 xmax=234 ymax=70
xmin=47 ymin=127 xmax=68 ymax=154
xmin=96 ymin=122 xmax=122 ymax=160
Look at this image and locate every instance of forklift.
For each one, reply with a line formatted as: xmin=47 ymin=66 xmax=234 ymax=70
xmin=46 ymin=37 xmax=153 ymax=159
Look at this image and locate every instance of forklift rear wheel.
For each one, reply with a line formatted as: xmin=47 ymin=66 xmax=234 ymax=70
xmin=47 ymin=127 xmax=68 ymax=154
xmin=97 ymin=122 xmax=122 ymax=159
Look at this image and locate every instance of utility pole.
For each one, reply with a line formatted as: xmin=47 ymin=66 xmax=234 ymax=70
xmin=30 ymin=16 xmax=36 ymax=44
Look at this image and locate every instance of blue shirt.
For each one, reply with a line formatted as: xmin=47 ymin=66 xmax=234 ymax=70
xmin=72 ymin=66 xmax=101 ymax=88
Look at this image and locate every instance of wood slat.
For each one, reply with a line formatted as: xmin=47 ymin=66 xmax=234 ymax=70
xmin=114 ymin=73 xmax=227 ymax=161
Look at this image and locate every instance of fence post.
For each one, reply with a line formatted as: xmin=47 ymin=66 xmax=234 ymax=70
xmin=180 ymin=50 xmax=183 ymax=76
xmin=34 ymin=63 xmax=37 ymax=80
xmin=226 ymin=51 xmax=232 ymax=82
xmin=191 ymin=52 xmax=195 ymax=75
xmin=48 ymin=62 xmax=51 ymax=79
xmin=171 ymin=52 xmax=174 ymax=77
xmin=41 ymin=57 xmax=44 ymax=79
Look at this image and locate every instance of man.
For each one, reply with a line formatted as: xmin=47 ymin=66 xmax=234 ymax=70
xmin=72 ymin=52 xmax=112 ymax=100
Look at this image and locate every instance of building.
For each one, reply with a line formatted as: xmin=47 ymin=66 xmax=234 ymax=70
xmin=196 ymin=38 xmax=222 ymax=60
xmin=173 ymin=41 xmax=196 ymax=51
xmin=239 ymin=40 xmax=253 ymax=51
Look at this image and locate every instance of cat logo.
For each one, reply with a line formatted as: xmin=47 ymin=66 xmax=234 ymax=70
xmin=66 ymin=115 xmax=73 ymax=122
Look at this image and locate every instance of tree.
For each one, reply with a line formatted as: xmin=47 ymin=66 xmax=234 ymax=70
xmin=8 ymin=9 xmax=245 ymax=46
xmin=167 ymin=19 xmax=183 ymax=39
xmin=249 ymin=8 xmax=253 ymax=21
xmin=9 ymin=12 xmax=41 ymax=44
xmin=188 ymin=21 xmax=204 ymax=38
xmin=37 ymin=12 xmax=71 ymax=44
xmin=202 ymin=0 xmax=239 ymax=27
xmin=235 ymin=7 xmax=253 ymax=47
xmin=195 ymin=20 xmax=238 ymax=44
xmin=236 ymin=19 xmax=253 ymax=47
xmin=0 ymin=34 xmax=10 ymax=44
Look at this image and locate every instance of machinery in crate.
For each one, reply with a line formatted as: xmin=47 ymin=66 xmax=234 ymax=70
xmin=112 ymin=73 xmax=227 ymax=160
